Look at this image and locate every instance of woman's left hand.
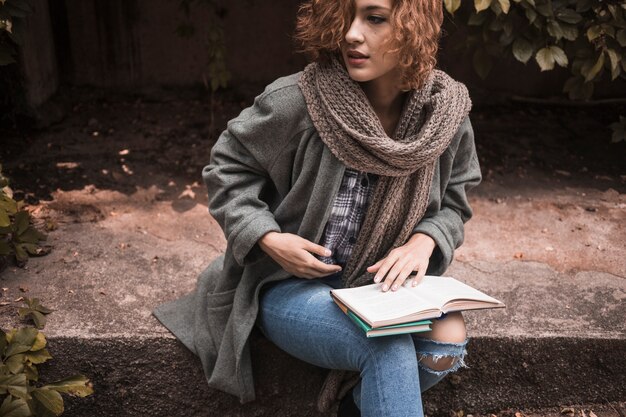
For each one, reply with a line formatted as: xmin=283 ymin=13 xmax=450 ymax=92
xmin=366 ymin=233 xmax=436 ymax=292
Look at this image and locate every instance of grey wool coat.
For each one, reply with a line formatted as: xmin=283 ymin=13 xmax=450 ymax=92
xmin=152 ymin=71 xmax=482 ymax=403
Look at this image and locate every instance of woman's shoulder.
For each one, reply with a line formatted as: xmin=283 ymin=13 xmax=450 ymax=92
xmin=246 ymin=72 xmax=314 ymax=130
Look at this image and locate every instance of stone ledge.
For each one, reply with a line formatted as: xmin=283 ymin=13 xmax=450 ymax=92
xmin=38 ymin=333 xmax=626 ymax=417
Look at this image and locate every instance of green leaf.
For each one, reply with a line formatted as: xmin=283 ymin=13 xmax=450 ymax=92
xmin=0 ymin=396 xmax=31 ymax=417
xmin=444 ymin=0 xmax=462 ymax=14
xmin=560 ymin=23 xmax=578 ymax=41
xmin=6 ymin=353 xmax=25 ymax=374
xmin=468 ymin=12 xmax=489 ymax=26
xmin=0 ymin=209 xmax=9 ymax=227
xmin=14 ymin=244 xmax=28 ymax=262
xmin=0 ymin=373 xmax=28 ymax=397
xmin=547 ymin=20 xmax=564 ymax=40
xmin=555 ymin=8 xmax=582 ymax=24
xmin=5 ymin=328 xmax=38 ymax=356
xmin=550 ymin=45 xmax=568 ymax=67
xmin=24 ymin=348 xmax=52 ymax=364
xmin=24 ymin=363 xmax=38 ymax=381
xmin=498 ymin=0 xmax=510 ymax=14
xmin=536 ymin=47 xmax=556 ymax=71
xmin=32 ymin=388 xmax=64 ymax=415
xmin=583 ymin=52 xmax=605 ymax=82
xmin=17 ymin=227 xmax=46 ymax=244
xmin=43 ymin=375 xmax=94 ymax=397
xmin=512 ymin=37 xmax=533 ymax=63
xmin=606 ymin=48 xmax=620 ymax=71
xmin=587 ymin=25 xmax=602 ymax=41
xmin=617 ymin=30 xmax=626 ymax=47
xmin=475 ymin=0 xmax=493 ymax=13
xmin=13 ymin=211 xmax=29 ymax=235
xmin=525 ymin=7 xmax=537 ymax=24
xmin=31 ymin=332 xmax=46 ymax=351
xmin=473 ymin=48 xmax=493 ymax=79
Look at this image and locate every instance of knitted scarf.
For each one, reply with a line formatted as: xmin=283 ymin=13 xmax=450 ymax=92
xmin=298 ymin=56 xmax=472 ymax=290
xmin=298 ymin=56 xmax=472 ymax=412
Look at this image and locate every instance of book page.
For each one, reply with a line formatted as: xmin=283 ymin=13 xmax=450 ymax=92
xmin=410 ymin=276 xmax=503 ymax=309
xmin=331 ymin=284 xmax=440 ymax=324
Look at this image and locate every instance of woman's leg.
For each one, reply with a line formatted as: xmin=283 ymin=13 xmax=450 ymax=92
xmin=258 ymin=277 xmax=424 ymax=417
xmin=351 ymin=313 xmax=468 ymax=408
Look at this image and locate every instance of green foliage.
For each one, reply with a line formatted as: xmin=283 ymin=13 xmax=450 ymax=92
xmin=444 ymin=0 xmax=626 ymax=101
xmin=0 ymin=166 xmax=48 ymax=268
xmin=1 ymin=299 xmax=94 ymax=417
xmin=0 ymin=0 xmax=33 ymax=66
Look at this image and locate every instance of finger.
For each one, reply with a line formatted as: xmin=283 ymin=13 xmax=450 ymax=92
xmin=303 ymin=240 xmax=332 ymax=258
xmin=367 ymin=258 xmax=384 ymax=273
xmin=306 ymin=256 xmax=342 ymax=274
xmin=392 ymin=264 xmax=417 ymax=291
xmin=373 ymin=255 xmax=397 ymax=284
xmin=411 ymin=263 xmax=428 ymax=287
xmin=382 ymin=259 xmax=410 ymax=292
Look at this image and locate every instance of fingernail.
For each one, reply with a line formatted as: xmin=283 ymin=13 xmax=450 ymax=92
xmin=382 ymin=284 xmax=388 ymax=292
xmin=325 ymin=249 xmax=331 ymax=256
xmin=392 ymin=284 xmax=398 ymax=291
xmin=374 ymin=276 xmax=380 ymax=283
xmin=412 ymin=280 xmax=417 ymax=287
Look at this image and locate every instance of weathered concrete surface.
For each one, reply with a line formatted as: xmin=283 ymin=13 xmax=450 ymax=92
xmin=0 ymin=184 xmax=624 ymax=416
xmin=1 ymin=96 xmax=625 ymax=416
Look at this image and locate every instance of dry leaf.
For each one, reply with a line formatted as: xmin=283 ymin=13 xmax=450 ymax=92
xmin=514 ymin=252 xmax=524 ymax=259
xmin=561 ymin=408 xmax=575 ymax=415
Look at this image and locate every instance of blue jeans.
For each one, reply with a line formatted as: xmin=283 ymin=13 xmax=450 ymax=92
xmin=257 ymin=274 xmax=468 ymax=417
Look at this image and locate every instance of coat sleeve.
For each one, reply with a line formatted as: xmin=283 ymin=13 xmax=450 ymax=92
xmin=203 ymin=82 xmax=308 ymax=266
xmin=412 ymin=116 xmax=482 ymax=275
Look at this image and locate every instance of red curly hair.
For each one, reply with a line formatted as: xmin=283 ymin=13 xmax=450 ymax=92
xmin=294 ymin=0 xmax=444 ymax=90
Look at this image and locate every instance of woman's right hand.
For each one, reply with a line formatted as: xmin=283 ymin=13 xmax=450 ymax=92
xmin=258 ymin=232 xmax=342 ymax=279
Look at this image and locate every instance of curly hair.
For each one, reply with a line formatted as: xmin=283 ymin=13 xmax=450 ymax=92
xmin=294 ymin=0 xmax=443 ymax=90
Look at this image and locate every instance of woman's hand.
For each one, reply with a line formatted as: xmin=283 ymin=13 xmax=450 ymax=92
xmin=258 ymin=232 xmax=342 ymax=279
xmin=367 ymin=233 xmax=436 ymax=292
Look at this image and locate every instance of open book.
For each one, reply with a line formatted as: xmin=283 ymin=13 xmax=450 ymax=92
xmin=330 ymin=275 xmax=505 ymax=330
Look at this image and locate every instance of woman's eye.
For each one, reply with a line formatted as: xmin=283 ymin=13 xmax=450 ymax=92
xmin=367 ymin=15 xmax=386 ymax=24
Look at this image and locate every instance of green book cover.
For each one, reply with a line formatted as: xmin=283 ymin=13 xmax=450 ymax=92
xmin=346 ymin=310 xmax=432 ymax=337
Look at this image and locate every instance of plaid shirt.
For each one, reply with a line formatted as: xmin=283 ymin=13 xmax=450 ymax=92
xmin=318 ymin=168 xmax=378 ymax=266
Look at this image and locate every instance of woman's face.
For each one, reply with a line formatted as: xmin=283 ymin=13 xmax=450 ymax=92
xmin=340 ymin=0 xmax=400 ymax=84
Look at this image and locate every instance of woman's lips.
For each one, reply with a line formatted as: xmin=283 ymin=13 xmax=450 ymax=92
xmin=346 ymin=54 xmax=368 ymax=66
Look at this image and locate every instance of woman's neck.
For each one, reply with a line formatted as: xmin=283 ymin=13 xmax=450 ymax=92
xmin=360 ymin=71 xmax=407 ymax=137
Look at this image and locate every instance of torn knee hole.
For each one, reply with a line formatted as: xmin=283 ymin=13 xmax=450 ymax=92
xmin=418 ymin=354 xmax=458 ymax=372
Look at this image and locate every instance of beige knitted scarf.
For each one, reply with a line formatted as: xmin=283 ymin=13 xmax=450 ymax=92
xmin=299 ymin=56 xmax=472 ymax=289
xmin=298 ymin=56 xmax=472 ymax=412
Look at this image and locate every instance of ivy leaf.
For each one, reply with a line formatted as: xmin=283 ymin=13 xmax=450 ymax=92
xmin=617 ymin=30 xmax=626 ymax=47
xmin=19 ymin=298 xmax=54 ymax=329
xmin=25 ymin=348 xmax=52 ymax=365
xmin=444 ymin=0 xmax=462 ymax=14
xmin=6 ymin=353 xmax=25 ymax=374
xmin=5 ymin=328 xmax=38 ymax=356
xmin=512 ymin=37 xmax=533 ymax=63
xmin=475 ymin=0 xmax=492 ymax=13
xmin=0 ymin=373 xmax=28 ymax=398
xmin=550 ymin=46 xmax=568 ymax=67
xmin=31 ymin=332 xmax=46 ymax=351
xmin=33 ymin=388 xmax=64 ymax=416
xmin=547 ymin=20 xmax=564 ymax=40
xmin=583 ymin=52 xmax=605 ymax=82
xmin=473 ymin=48 xmax=493 ymax=79
xmin=536 ymin=47 xmax=556 ymax=70
xmin=43 ymin=375 xmax=94 ymax=397
xmin=498 ymin=0 xmax=510 ymax=14
xmin=0 ymin=396 xmax=31 ymax=417
xmin=555 ymin=8 xmax=582 ymax=24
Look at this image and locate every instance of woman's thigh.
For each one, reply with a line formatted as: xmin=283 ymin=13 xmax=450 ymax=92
xmin=257 ymin=277 xmax=416 ymax=373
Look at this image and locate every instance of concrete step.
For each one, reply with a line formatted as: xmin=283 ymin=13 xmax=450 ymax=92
xmin=0 ymin=183 xmax=624 ymax=416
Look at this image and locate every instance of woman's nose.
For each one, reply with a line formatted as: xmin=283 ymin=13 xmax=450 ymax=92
xmin=345 ymin=18 xmax=365 ymax=44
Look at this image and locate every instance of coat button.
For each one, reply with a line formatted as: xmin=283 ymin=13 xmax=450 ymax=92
xmin=348 ymin=236 xmax=357 ymax=244
xmin=361 ymin=177 xmax=368 ymax=187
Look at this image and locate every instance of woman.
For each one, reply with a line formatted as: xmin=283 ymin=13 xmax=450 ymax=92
xmin=153 ymin=0 xmax=481 ymax=416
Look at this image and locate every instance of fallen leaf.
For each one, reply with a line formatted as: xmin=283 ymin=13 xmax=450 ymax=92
xmin=561 ymin=408 xmax=575 ymax=415
xmin=178 ymin=188 xmax=196 ymax=200
xmin=514 ymin=252 xmax=524 ymax=259
xmin=19 ymin=286 xmax=29 ymax=292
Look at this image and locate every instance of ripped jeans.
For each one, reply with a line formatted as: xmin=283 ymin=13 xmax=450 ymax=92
xmin=257 ymin=275 xmax=468 ymax=417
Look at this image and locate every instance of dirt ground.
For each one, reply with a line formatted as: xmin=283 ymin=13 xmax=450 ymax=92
xmin=1 ymin=86 xmax=624 ymax=277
